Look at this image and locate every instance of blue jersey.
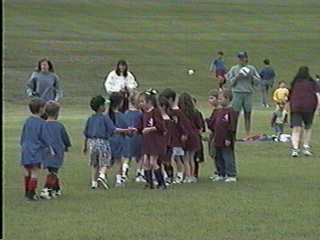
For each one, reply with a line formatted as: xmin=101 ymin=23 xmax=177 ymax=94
xmin=84 ymin=113 xmax=116 ymax=139
xmin=123 ymin=110 xmax=143 ymax=158
xmin=109 ymin=112 xmax=129 ymax=158
xmin=260 ymin=67 xmax=276 ymax=80
xmin=43 ymin=121 xmax=71 ymax=169
xmin=20 ymin=116 xmax=52 ymax=166
xmin=211 ymin=59 xmax=227 ymax=72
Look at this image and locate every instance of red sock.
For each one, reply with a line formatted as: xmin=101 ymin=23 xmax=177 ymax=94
xmin=28 ymin=178 xmax=38 ymax=192
xmin=45 ymin=174 xmax=55 ymax=189
xmin=54 ymin=177 xmax=60 ymax=191
xmin=24 ymin=176 xmax=31 ymax=194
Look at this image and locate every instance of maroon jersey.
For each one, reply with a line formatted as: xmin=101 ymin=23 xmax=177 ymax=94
xmin=167 ymin=109 xmax=190 ymax=148
xmin=289 ymin=79 xmax=320 ymax=113
xmin=182 ymin=111 xmax=202 ymax=151
xmin=210 ymin=107 xmax=238 ymax=148
xmin=206 ymin=108 xmax=219 ymax=132
xmin=138 ymin=108 xmax=167 ymax=156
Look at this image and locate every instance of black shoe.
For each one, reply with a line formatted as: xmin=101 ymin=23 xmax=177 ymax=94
xmin=143 ymin=184 xmax=154 ymax=190
xmin=157 ymin=184 xmax=167 ymax=190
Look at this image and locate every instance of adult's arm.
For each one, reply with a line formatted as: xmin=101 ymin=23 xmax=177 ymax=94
xmin=250 ymin=66 xmax=262 ymax=86
xmin=26 ymin=72 xmax=38 ymax=97
xmin=226 ymin=66 xmax=238 ymax=87
xmin=53 ymin=74 xmax=62 ymax=101
xmin=126 ymin=72 xmax=138 ymax=91
xmin=104 ymin=71 xmax=119 ymax=93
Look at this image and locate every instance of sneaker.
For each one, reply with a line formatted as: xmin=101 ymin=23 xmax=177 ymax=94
xmin=51 ymin=190 xmax=61 ymax=198
xmin=97 ymin=177 xmax=110 ymax=189
xmin=172 ymin=177 xmax=183 ymax=184
xmin=135 ymin=176 xmax=146 ymax=183
xmin=39 ymin=188 xmax=52 ymax=199
xmin=26 ymin=195 xmax=39 ymax=202
xmin=183 ymin=177 xmax=193 ymax=183
xmin=115 ymin=182 xmax=125 ymax=187
xmin=156 ymin=184 xmax=167 ymax=189
xmin=143 ymin=184 xmax=154 ymax=190
xmin=265 ymin=105 xmax=270 ymax=108
xmin=191 ymin=177 xmax=198 ymax=183
xmin=165 ymin=177 xmax=172 ymax=186
xmin=212 ymin=176 xmax=225 ymax=182
xmin=122 ymin=176 xmax=130 ymax=182
xmin=292 ymin=149 xmax=300 ymax=157
xmin=91 ymin=181 xmax=98 ymax=189
xmin=209 ymin=175 xmax=218 ymax=180
xmin=302 ymin=146 xmax=313 ymax=156
xmin=224 ymin=177 xmax=237 ymax=182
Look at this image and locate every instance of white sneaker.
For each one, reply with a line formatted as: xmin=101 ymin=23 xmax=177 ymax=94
xmin=224 ymin=177 xmax=237 ymax=182
xmin=122 ymin=176 xmax=130 ymax=182
xmin=39 ymin=188 xmax=52 ymax=199
xmin=183 ymin=177 xmax=193 ymax=183
xmin=212 ymin=176 xmax=225 ymax=182
xmin=191 ymin=177 xmax=198 ymax=183
xmin=302 ymin=146 xmax=313 ymax=156
xmin=172 ymin=177 xmax=183 ymax=184
xmin=292 ymin=149 xmax=300 ymax=157
xmin=51 ymin=190 xmax=61 ymax=198
xmin=135 ymin=176 xmax=146 ymax=182
xmin=91 ymin=181 xmax=98 ymax=189
xmin=97 ymin=177 xmax=110 ymax=189
xmin=115 ymin=182 xmax=125 ymax=187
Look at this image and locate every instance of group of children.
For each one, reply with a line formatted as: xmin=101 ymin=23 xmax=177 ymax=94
xmin=20 ymin=87 xmax=239 ymax=200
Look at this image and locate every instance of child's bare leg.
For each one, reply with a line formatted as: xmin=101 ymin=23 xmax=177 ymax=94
xmin=150 ymin=155 xmax=166 ymax=188
xmin=174 ymin=156 xmax=184 ymax=182
xmin=187 ymin=151 xmax=196 ymax=177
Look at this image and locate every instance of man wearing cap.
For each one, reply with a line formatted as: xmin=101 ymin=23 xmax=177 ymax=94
xmin=226 ymin=51 xmax=261 ymax=136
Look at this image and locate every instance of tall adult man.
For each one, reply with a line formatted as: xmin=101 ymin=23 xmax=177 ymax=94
xmin=226 ymin=52 xmax=261 ymax=136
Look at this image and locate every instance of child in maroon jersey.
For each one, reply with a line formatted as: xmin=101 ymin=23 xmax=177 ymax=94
xmin=205 ymin=89 xmax=221 ymax=180
xmin=137 ymin=89 xmax=167 ymax=189
xmin=178 ymin=92 xmax=202 ymax=183
xmin=209 ymin=90 xmax=238 ymax=182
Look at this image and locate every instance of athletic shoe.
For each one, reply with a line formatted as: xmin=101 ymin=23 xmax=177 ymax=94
xmin=97 ymin=177 xmax=110 ymax=189
xmin=191 ymin=177 xmax=198 ymax=183
xmin=172 ymin=177 xmax=183 ymax=184
xmin=224 ymin=177 xmax=237 ymax=182
xmin=135 ymin=176 xmax=146 ymax=183
xmin=183 ymin=177 xmax=193 ymax=183
xmin=209 ymin=174 xmax=218 ymax=180
xmin=165 ymin=177 xmax=172 ymax=186
xmin=143 ymin=184 xmax=154 ymax=190
xmin=115 ymin=182 xmax=125 ymax=187
xmin=302 ymin=146 xmax=313 ymax=156
xmin=51 ymin=190 xmax=61 ymax=198
xmin=91 ymin=181 xmax=98 ymax=189
xmin=292 ymin=149 xmax=300 ymax=158
xmin=156 ymin=184 xmax=167 ymax=190
xmin=39 ymin=188 xmax=52 ymax=199
xmin=266 ymin=105 xmax=270 ymax=108
xmin=212 ymin=176 xmax=225 ymax=182
xmin=122 ymin=176 xmax=130 ymax=182
xmin=26 ymin=195 xmax=39 ymax=202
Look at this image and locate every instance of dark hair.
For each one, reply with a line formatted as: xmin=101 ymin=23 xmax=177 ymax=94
xmin=218 ymin=51 xmax=224 ymax=55
xmin=90 ymin=95 xmax=106 ymax=112
xmin=29 ymin=98 xmax=46 ymax=114
xmin=263 ymin=59 xmax=270 ymax=65
xmin=219 ymin=89 xmax=233 ymax=101
xmin=276 ymin=100 xmax=286 ymax=106
xmin=45 ymin=101 xmax=61 ymax=118
xmin=291 ymin=66 xmax=314 ymax=89
xmin=158 ymin=95 xmax=170 ymax=111
xmin=36 ymin=58 xmax=54 ymax=72
xmin=178 ymin=92 xmax=196 ymax=117
xmin=108 ymin=92 xmax=125 ymax=123
xmin=208 ymin=89 xmax=219 ymax=98
xmin=160 ymin=88 xmax=176 ymax=102
xmin=115 ymin=60 xmax=128 ymax=77
xmin=140 ymin=89 xmax=158 ymax=108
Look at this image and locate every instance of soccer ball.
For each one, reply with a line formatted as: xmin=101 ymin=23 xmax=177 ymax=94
xmin=188 ymin=70 xmax=195 ymax=75
xmin=239 ymin=67 xmax=251 ymax=76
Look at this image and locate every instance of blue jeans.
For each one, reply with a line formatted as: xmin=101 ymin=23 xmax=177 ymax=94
xmin=215 ymin=147 xmax=237 ymax=177
xmin=261 ymin=80 xmax=271 ymax=106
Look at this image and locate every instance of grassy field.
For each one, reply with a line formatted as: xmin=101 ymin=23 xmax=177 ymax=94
xmin=3 ymin=0 xmax=320 ymax=239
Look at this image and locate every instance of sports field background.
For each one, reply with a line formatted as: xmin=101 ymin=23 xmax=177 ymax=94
xmin=3 ymin=1 xmax=320 ymax=239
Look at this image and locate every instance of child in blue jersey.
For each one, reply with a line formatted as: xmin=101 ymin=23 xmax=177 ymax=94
xmin=271 ymin=100 xmax=288 ymax=140
xmin=123 ymin=92 xmax=144 ymax=183
xmin=39 ymin=101 xmax=71 ymax=199
xmin=210 ymin=51 xmax=228 ymax=90
xmin=20 ymin=98 xmax=54 ymax=201
xmin=108 ymin=92 xmax=130 ymax=187
xmin=83 ymin=95 xmax=133 ymax=189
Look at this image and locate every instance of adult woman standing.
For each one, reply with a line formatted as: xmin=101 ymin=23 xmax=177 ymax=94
xmin=27 ymin=58 xmax=62 ymax=102
xmin=104 ymin=60 xmax=138 ymax=112
xmin=290 ymin=66 xmax=320 ymax=157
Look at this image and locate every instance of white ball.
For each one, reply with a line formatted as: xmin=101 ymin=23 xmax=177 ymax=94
xmin=239 ymin=67 xmax=251 ymax=76
xmin=188 ymin=70 xmax=195 ymax=75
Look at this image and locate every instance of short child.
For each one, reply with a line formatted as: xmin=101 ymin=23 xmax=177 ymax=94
xmin=271 ymin=100 xmax=288 ymax=140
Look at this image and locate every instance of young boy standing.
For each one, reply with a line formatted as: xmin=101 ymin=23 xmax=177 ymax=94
xmin=83 ymin=95 xmax=133 ymax=189
xmin=20 ymin=98 xmax=54 ymax=201
xmin=209 ymin=90 xmax=238 ymax=182
xmin=40 ymin=101 xmax=71 ymax=199
xmin=205 ymin=89 xmax=220 ymax=180
xmin=271 ymin=100 xmax=288 ymax=141
xmin=209 ymin=51 xmax=228 ymax=90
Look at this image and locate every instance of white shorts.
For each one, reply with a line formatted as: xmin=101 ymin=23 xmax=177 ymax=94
xmin=172 ymin=147 xmax=184 ymax=157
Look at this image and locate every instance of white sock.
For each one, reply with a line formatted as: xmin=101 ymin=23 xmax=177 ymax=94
xmin=99 ymin=173 xmax=106 ymax=179
xmin=122 ymin=163 xmax=129 ymax=177
xmin=177 ymin=172 xmax=183 ymax=179
xmin=116 ymin=174 xmax=122 ymax=183
xmin=92 ymin=181 xmax=97 ymax=186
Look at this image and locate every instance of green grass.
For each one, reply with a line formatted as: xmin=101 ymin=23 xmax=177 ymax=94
xmin=3 ymin=1 xmax=320 ymax=239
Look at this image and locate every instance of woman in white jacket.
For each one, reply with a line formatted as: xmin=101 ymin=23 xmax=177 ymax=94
xmin=104 ymin=60 xmax=138 ymax=112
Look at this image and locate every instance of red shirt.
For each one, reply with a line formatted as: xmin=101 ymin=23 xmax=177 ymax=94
xmin=210 ymin=107 xmax=238 ymax=148
xmin=290 ymin=79 xmax=320 ymax=113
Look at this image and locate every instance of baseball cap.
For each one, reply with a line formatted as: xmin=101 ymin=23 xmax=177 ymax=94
xmin=237 ymin=51 xmax=248 ymax=58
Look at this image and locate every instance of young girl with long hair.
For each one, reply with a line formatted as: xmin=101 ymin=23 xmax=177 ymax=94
xmin=137 ymin=89 xmax=167 ymax=189
xmin=178 ymin=92 xmax=202 ymax=183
